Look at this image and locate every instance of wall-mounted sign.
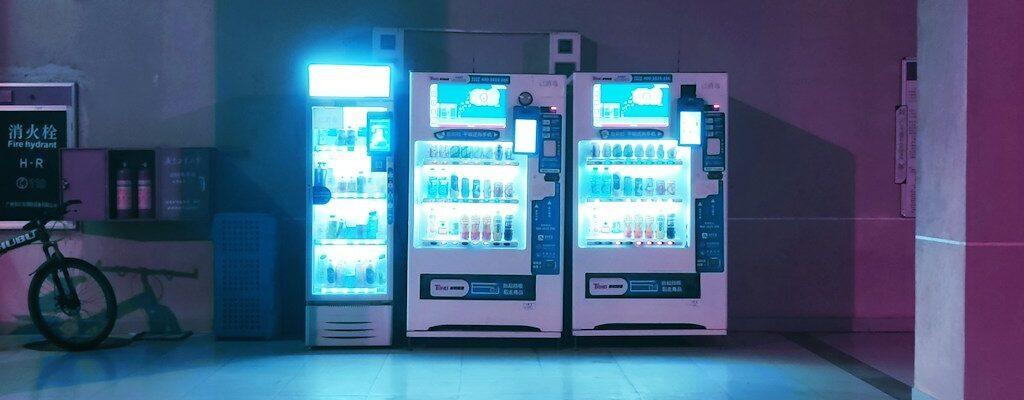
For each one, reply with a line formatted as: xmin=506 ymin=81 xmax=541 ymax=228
xmin=1 ymin=108 xmax=69 ymax=220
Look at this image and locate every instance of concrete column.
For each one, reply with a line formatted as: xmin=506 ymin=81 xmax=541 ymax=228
xmin=915 ymin=0 xmax=1024 ymax=399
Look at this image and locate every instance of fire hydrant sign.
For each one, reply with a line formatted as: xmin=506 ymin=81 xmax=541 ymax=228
xmin=1 ymin=110 xmax=68 ymax=220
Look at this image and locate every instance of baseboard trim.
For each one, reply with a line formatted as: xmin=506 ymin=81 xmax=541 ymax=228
xmin=912 ymin=387 xmax=938 ymax=400
xmin=730 ymin=317 xmax=914 ymax=332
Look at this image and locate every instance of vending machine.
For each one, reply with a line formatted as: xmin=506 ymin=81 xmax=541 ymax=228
xmin=305 ymin=64 xmax=396 ymax=346
xmin=407 ymin=73 xmax=566 ymax=338
xmin=570 ymin=73 xmax=728 ymax=336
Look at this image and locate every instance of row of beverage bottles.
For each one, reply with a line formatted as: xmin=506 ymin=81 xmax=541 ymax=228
xmin=320 ymin=211 xmax=381 ymax=240
xmin=590 ymin=142 xmax=678 ymax=160
xmin=589 ymin=213 xmax=680 ymax=241
xmin=425 ymin=174 xmax=516 ymax=200
xmin=316 ymin=128 xmax=363 ymax=150
xmin=588 ymin=168 xmax=678 ymax=199
xmin=427 ymin=143 xmax=513 ymax=161
xmin=316 ymin=254 xmax=387 ymax=290
xmin=313 ymin=162 xmax=385 ymax=195
xmin=425 ymin=212 xmax=516 ymax=242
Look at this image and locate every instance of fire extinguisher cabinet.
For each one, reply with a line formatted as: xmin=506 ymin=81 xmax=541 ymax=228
xmin=60 ymin=148 xmax=213 ymax=221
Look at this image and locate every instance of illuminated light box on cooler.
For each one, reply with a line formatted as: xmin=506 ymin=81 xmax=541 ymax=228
xmin=678 ymin=110 xmax=702 ymax=146
xmin=308 ymin=64 xmax=391 ymax=98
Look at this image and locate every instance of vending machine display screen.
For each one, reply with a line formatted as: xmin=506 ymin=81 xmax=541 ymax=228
xmin=592 ymin=83 xmax=670 ymax=128
xmin=430 ymin=83 xmax=508 ymax=128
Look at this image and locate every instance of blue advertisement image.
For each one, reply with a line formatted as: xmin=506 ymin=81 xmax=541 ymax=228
xmin=430 ymin=83 xmax=508 ymax=128
xmin=592 ymin=83 xmax=670 ymax=127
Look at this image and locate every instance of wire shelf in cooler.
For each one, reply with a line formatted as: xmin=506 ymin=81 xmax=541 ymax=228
xmin=420 ymin=240 xmax=520 ymax=248
xmin=585 ymin=158 xmax=686 ymax=166
xmin=582 ymin=197 xmax=683 ymax=204
xmin=331 ymin=193 xmax=387 ymax=200
xmin=421 ymin=197 xmax=519 ymax=204
xmin=586 ymin=239 xmax=683 ymax=247
xmin=316 ymin=238 xmax=387 ymax=246
xmin=422 ymin=159 xmax=520 ymax=167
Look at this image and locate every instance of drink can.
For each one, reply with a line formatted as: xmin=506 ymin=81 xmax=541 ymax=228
xmin=427 ymin=177 xmax=438 ymax=198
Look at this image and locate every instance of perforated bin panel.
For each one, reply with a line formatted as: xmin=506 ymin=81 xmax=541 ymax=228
xmin=213 ymin=213 xmax=278 ymax=339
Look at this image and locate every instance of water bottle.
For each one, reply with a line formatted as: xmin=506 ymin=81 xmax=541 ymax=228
xmin=645 ymin=178 xmax=655 ymax=197
xmin=591 ymin=143 xmax=600 ymax=158
xmin=427 ymin=176 xmax=438 ymax=198
xmin=482 ymin=217 xmax=492 ymax=241
xmin=623 ymin=215 xmax=633 ymax=238
xmin=326 ymin=258 xmax=337 ymax=287
xmin=495 ymin=144 xmax=503 ymax=161
xmin=602 ymin=143 xmax=612 ymax=158
xmin=656 ymin=214 xmax=666 ymax=240
xmin=623 ymin=176 xmax=634 ymax=198
xmin=366 ymin=211 xmax=379 ymax=239
xmin=460 ymin=214 xmax=470 ymax=240
xmin=645 ymin=144 xmax=655 ymax=158
xmin=589 ymin=168 xmax=600 ymax=197
xmin=450 ymin=173 xmax=459 ymax=198
xmin=612 ymin=144 xmax=622 ymax=158
xmin=612 ymin=173 xmax=621 ymax=198
xmin=483 ymin=179 xmax=491 ymax=199
xmin=656 ymin=144 xmax=665 ymax=159
xmin=634 ymin=144 xmax=644 ymax=158
xmin=493 ymin=213 xmax=502 ymax=242
xmin=472 ymin=179 xmax=481 ymax=199
xmin=504 ymin=214 xmax=514 ymax=241
xmin=493 ymin=181 xmax=504 ymax=198
xmin=357 ymin=172 xmax=366 ymax=193
xmin=461 ymin=178 xmax=470 ymax=198
xmin=438 ymin=176 xmax=449 ymax=198
xmin=450 ymin=217 xmax=461 ymax=237
xmin=624 ymin=143 xmax=634 ymax=158
xmin=470 ymin=215 xmax=481 ymax=241
xmin=666 ymin=214 xmax=676 ymax=239
xmin=602 ymin=168 xmax=612 ymax=197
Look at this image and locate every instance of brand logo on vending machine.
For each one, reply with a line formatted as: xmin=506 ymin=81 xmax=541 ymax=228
xmin=588 ymin=277 xmax=628 ymax=296
xmin=429 ymin=279 xmax=470 ymax=297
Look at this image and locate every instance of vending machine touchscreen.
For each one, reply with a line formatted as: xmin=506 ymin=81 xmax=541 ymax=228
xmin=408 ymin=73 xmax=566 ymax=338
xmin=570 ymin=73 xmax=728 ymax=337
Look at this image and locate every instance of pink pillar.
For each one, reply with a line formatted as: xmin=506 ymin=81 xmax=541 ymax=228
xmin=915 ymin=0 xmax=1024 ymax=399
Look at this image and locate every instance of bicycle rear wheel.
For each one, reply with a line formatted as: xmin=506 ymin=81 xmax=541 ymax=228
xmin=28 ymin=258 xmax=117 ymax=351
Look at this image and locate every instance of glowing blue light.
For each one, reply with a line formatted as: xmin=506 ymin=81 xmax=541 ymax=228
xmin=679 ymin=111 xmax=702 ymax=146
xmin=308 ymin=64 xmax=391 ymax=98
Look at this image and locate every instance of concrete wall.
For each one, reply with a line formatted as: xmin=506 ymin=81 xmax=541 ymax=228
xmin=0 ymin=1 xmax=215 ymax=334
xmin=2 ymin=0 xmax=917 ymax=336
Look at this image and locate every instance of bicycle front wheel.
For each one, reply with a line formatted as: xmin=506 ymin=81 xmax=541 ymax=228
xmin=28 ymin=258 xmax=117 ymax=350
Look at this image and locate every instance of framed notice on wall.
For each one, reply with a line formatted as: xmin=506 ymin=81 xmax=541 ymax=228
xmin=0 ymin=83 xmax=77 ymax=226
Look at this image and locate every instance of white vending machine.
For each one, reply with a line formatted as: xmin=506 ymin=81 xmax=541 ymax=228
xmin=570 ymin=73 xmax=728 ymax=336
xmin=305 ymin=64 xmax=396 ymax=346
xmin=407 ymin=73 xmax=566 ymax=338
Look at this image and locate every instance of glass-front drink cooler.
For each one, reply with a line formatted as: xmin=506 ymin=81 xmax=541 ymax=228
xmin=311 ymin=106 xmax=389 ymax=296
xmin=413 ymin=141 xmax=528 ymax=249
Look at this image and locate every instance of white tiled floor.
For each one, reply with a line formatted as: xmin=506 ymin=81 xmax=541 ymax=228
xmin=0 ymin=333 xmax=905 ymax=400
xmin=814 ymin=332 xmax=914 ymax=385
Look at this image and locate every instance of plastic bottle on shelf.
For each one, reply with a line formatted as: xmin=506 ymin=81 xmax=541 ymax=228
xmin=317 ymin=255 xmax=329 ymax=288
xmin=356 ymin=172 xmax=366 ymax=194
xmin=427 ymin=176 xmax=438 ymax=198
xmin=644 ymin=178 xmax=655 ymax=197
xmin=667 ymin=146 xmax=677 ymax=159
xmin=656 ymin=180 xmax=666 ymax=196
xmin=493 ymin=213 xmax=502 ymax=242
xmin=314 ymin=162 xmax=326 ymax=187
xmin=611 ymin=220 xmax=623 ymax=234
xmin=504 ymin=182 xmax=515 ymax=198
xmin=624 ymin=143 xmax=634 ymax=158
xmin=483 ymin=179 xmax=492 ymax=199
xmin=470 ymin=215 xmax=481 ymax=241
xmin=460 ymin=214 xmax=470 ymax=241
xmin=612 ymin=173 xmax=621 ymax=198
xmin=450 ymin=216 xmax=461 ymax=238
xmin=328 ymin=215 xmax=340 ymax=239
xmin=645 ymin=144 xmax=655 ymax=158
xmin=365 ymin=262 xmax=376 ymax=285
xmin=623 ymin=176 xmax=634 ymax=198
xmin=438 ymin=176 xmax=449 ymax=198
xmin=666 ymin=214 xmax=676 ymax=239
xmin=601 ymin=167 xmax=612 ymax=198
xmin=495 ymin=144 xmax=503 ymax=161
xmin=482 ymin=216 xmax=492 ymax=241
xmin=493 ymin=181 xmax=504 ymax=198
xmin=612 ymin=143 xmax=622 ymax=158
xmin=438 ymin=219 xmax=449 ymax=236
xmin=667 ymin=180 xmax=676 ymax=196
xmin=623 ymin=215 xmax=633 ymax=239
xmin=461 ymin=178 xmax=470 ymax=198
xmin=656 ymin=214 xmax=666 ymax=240
xmin=634 ymin=144 xmax=644 ymax=158
xmin=343 ymin=262 xmax=357 ymax=288
xmin=504 ymin=214 xmax=514 ymax=241
xmin=346 ymin=129 xmax=357 ymax=150
xmin=589 ymin=168 xmax=600 ymax=197
xmin=366 ymin=211 xmax=379 ymax=239
xmin=450 ymin=174 xmax=459 ymax=198
xmin=472 ymin=179 xmax=481 ymax=199
xmin=591 ymin=143 xmax=600 ymax=158
xmin=428 ymin=144 xmax=438 ymax=159
xmin=644 ymin=215 xmax=655 ymax=239
xmin=657 ymin=144 xmax=665 ymax=159
xmin=602 ymin=143 xmax=611 ymax=158
xmin=427 ymin=212 xmax=437 ymax=236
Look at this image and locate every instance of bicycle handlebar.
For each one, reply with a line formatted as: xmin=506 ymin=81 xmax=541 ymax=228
xmin=22 ymin=200 xmax=81 ymax=231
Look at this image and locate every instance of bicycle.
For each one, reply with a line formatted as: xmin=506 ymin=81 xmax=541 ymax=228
xmin=0 ymin=200 xmax=117 ymax=350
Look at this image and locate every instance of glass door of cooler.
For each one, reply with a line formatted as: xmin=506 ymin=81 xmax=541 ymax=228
xmin=310 ymin=105 xmax=390 ymax=298
xmin=577 ymin=139 xmax=691 ymax=248
xmin=413 ymin=141 xmax=528 ymax=249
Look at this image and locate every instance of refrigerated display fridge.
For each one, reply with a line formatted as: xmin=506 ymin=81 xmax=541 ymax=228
xmin=407 ymin=73 xmax=566 ymax=338
xmin=570 ymin=73 xmax=728 ymax=336
xmin=306 ymin=64 xmax=396 ymax=346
